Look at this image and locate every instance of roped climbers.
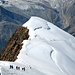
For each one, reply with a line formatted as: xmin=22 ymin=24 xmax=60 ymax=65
xmin=9 ymin=65 xmax=32 ymax=71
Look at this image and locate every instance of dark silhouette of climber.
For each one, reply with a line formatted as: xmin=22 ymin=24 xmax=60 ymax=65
xmin=16 ymin=66 xmax=20 ymax=70
xmin=22 ymin=67 xmax=25 ymax=71
xmin=10 ymin=65 xmax=13 ymax=69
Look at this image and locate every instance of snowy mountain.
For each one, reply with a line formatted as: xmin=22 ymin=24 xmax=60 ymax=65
xmin=0 ymin=16 xmax=75 ymax=75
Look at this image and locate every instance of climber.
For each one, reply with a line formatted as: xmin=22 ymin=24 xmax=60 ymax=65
xmin=10 ymin=65 xmax=13 ymax=69
xmin=16 ymin=66 xmax=20 ymax=70
xmin=22 ymin=67 xmax=25 ymax=71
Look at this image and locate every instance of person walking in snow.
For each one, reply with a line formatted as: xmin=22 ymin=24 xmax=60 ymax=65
xmin=16 ymin=66 xmax=20 ymax=70
xmin=22 ymin=67 xmax=25 ymax=71
xmin=10 ymin=65 xmax=13 ymax=69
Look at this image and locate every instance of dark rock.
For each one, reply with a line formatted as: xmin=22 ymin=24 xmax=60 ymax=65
xmin=0 ymin=26 xmax=29 ymax=61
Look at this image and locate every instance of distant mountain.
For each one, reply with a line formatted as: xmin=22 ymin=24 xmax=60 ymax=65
xmin=0 ymin=17 xmax=75 ymax=75
xmin=60 ymin=1 xmax=75 ymax=36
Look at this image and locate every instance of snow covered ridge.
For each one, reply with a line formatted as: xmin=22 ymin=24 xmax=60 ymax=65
xmin=0 ymin=16 xmax=75 ymax=75
xmin=17 ymin=17 xmax=75 ymax=75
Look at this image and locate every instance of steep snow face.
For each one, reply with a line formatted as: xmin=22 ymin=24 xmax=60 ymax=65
xmin=16 ymin=16 xmax=75 ymax=75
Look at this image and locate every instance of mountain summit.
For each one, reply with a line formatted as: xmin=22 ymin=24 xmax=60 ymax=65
xmin=0 ymin=17 xmax=75 ymax=75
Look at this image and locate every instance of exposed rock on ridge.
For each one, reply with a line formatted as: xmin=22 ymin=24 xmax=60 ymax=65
xmin=0 ymin=26 xmax=29 ymax=61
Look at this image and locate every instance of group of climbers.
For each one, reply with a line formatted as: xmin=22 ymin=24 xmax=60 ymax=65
xmin=10 ymin=65 xmax=25 ymax=71
xmin=10 ymin=65 xmax=32 ymax=71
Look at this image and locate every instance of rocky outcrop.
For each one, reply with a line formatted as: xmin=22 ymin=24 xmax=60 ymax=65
xmin=0 ymin=26 xmax=29 ymax=61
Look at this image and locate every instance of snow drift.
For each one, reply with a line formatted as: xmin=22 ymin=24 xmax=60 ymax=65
xmin=0 ymin=16 xmax=75 ymax=75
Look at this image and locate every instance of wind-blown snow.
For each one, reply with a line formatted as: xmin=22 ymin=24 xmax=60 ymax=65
xmin=0 ymin=16 xmax=75 ymax=75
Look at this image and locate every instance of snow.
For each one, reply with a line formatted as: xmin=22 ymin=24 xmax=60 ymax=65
xmin=0 ymin=16 xmax=75 ymax=75
xmin=17 ymin=17 xmax=75 ymax=75
xmin=0 ymin=61 xmax=45 ymax=75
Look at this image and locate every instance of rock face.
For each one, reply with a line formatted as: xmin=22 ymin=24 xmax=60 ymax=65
xmin=0 ymin=26 xmax=29 ymax=61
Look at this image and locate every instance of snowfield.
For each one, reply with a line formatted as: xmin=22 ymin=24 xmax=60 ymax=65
xmin=0 ymin=16 xmax=75 ymax=75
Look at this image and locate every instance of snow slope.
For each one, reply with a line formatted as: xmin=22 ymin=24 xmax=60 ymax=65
xmin=0 ymin=16 xmax=75 ymax=75
xmin=16 ymin=16 xmax=75 ymax=75
xmin=0 ymin=61 xmax=45 ymax=75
